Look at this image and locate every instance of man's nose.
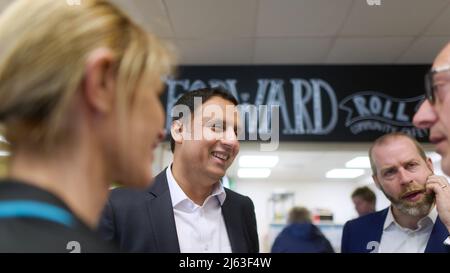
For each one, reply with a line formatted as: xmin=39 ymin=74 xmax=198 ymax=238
xmin=413 ymin=100 xmax=438 ymax=129
xmin=398 ymin=168 xmax=413 ymax=186
xmin=221 ymin=127 xmax=239 ymax=148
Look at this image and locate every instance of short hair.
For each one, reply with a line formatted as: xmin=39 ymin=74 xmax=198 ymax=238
xmin=169 ymin=87 xmax=238 ymax=153
xmin=369 ymin=132 xmax=427 ymax=176
xmin=0 ymin=0 xmax=174 ymax=151
xmin=351 ymin=186 xmax=376 ymax=204
xmin=287 ymin=207 xmax=311 ymax=224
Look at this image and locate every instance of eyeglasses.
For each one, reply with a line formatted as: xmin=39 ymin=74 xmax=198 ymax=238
xmin=425 ymin=64 xmax=450 ymax=104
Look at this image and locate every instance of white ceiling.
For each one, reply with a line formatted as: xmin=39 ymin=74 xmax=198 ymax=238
xmin=1 ymin=0 xmax=449 ymax=64
xmin=104 ymin=0 xmax=450 ymax=65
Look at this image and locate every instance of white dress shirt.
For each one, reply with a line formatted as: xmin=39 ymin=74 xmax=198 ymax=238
xmin=378 ymin=206 xmax=437 ymax=253
xmin=166 ymin=165 xmax=232 ymax=253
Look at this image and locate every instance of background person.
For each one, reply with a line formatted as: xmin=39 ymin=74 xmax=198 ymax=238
xmin=271 ymin=206 xmax=334 ymax=253
xmin=351 ymin=186 xmax=376 ymax=217
xmin=0 ymin=0 xmax=174 ymax=252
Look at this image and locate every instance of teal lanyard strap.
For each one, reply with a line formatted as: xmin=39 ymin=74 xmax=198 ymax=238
xmin=0 ymin=200 xmax=74 ymax=227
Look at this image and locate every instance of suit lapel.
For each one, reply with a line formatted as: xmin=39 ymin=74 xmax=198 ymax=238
xmin=222 ymin=190 xmax=247 ymax=253
xmin=373 ymin=209 xmax=388 ymax=243
xmin=425 ymin=216 xmax=449 ymax=253
xmin=361 ymin=209 xmax=387 ymax=253
xmin=146 ymin=170 xmax=180 ymax=253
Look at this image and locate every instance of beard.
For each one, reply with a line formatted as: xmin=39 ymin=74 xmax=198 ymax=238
xmin=380 ymin=183 xmax=435 ymax=217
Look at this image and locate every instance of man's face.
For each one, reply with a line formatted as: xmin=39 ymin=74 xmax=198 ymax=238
xmin=352 ymin=196 xmax=374 ymax=216
xmin=177 ymin=96 xmax=240 ymax=185
xmin=372 ymin=137 xmax=435 ymax=217
xmin=413 ymin=43 xmax=450 ymax=175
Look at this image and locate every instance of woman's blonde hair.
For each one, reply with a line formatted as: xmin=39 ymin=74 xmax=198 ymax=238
xmin=0 ymin=0 xmax=175 ymax=151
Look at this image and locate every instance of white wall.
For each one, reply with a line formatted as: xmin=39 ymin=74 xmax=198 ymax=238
xmin=356 ymin=176 xmax=391 ymax=211
xmin=233 ymin=178 xmax=360 ymax=252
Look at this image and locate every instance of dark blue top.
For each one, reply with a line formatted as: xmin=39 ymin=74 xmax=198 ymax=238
xmin=0 ymin=179 xmax=119 ymax=253
xmin=271 ymin=223 xmax=335 ymax=253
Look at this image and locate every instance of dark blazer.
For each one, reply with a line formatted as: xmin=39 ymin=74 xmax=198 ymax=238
xmin=341 ymin=208 xmax=450 ymax=253
xmin=98 ymin=169 xmax=259 ymax=253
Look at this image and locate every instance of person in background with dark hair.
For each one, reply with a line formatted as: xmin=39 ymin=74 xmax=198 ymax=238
xmin=351 ymin=186 xmax=376 ymax=217
xmin=98 ymin=88 xmax=259 ymax=253
xmin=271 ymin=207 xmax=334 ymax=253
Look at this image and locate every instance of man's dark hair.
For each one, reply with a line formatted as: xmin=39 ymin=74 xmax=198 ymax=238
xmin=351 ymin=186 xmax=376 ymax=205
xmin=169 ymin=87 xmax=239 ymax=153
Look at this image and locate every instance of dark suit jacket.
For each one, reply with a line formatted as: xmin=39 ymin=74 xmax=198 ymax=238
xmin=341 ymin=208 xmax=450 ymax=253
xmin=98 ymin=169 xmax=259 ymax=253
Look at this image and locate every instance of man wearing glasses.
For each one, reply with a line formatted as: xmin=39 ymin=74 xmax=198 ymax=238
xmin=413 ymin=42 xmax=450 ymax=248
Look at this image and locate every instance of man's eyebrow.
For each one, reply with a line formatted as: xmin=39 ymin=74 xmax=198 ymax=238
xmin=380 ymin=166 xmax=395 ymax=173
xmin=403 ymin=159 xmax=419 ymax=165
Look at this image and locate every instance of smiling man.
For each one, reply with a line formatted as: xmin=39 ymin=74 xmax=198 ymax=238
xmin=98 ymin=88 xmax=259 ymax=253
xmin=341 ymin=132 xmax=450 ymax=253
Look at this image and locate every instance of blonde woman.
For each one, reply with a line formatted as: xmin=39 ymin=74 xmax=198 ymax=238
xmin=0 ymin=0 xmax=174 ymax=252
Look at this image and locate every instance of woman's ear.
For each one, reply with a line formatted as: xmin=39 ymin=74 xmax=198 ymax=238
xmin=82 ymin=48 xmax=116 ymax=114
